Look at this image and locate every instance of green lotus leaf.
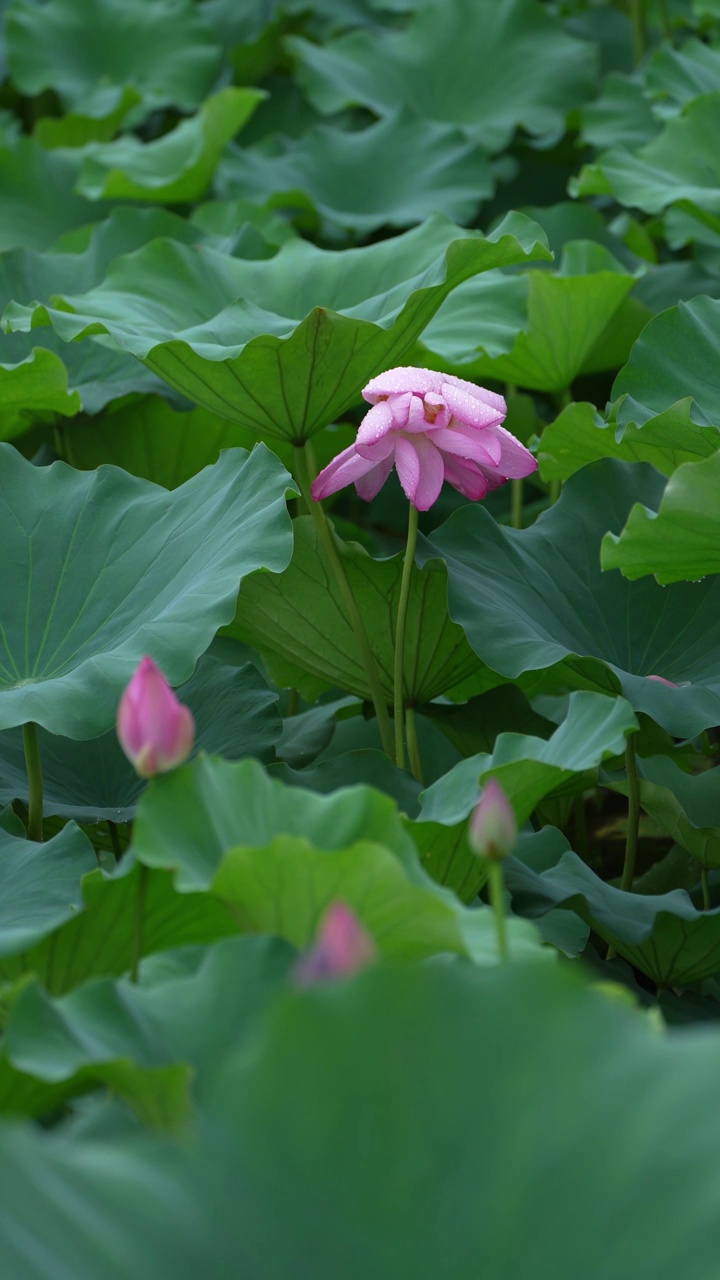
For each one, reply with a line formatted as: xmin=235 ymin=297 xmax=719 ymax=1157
xmin=415 ymin=691 xmax=636 ymax=901
xmin=34 ymin=86 xmax=141 ymax=149
xmin=0 ymin=936 xmax=292 ymax=1125
xmin=417 ymin=241 xmax=637 ymax=392
xmin=3 ymin=212 xmax=550 ymax=440
xmin=0 ymin=443 xmax=293 ymax=737
xmin=539 ymin=400 xmax=720 ymax=482
xmin=645 ymin=37 xmax=720 ymax=116
xmin=609 ymin=754 xmax=720 ymax=870
xmin=0 ymin=348 xmax=81 ymax=438
xmin=6 ymin=963 xmax=720 ymax=1276
xmin=419 ymin=691 xmax=637 ymax=827
xmin=578 ymin=72 xmax=659 ymax=150
xmin=0 ymin=822 xmax=96 ymax=957
xmin=288 ymin=0 xmax=598 ymax=151
xmin=76 ymin=89 xmax=266 ymax=204
xmin=271 ymin=748 xmax=421 ymax=816
xmin=0 ymin=204 xmax=291 ymax=416
xmin=0 ymin=138 xmax=114 ymax=253
xmin=572 ymin=93 xmax=720 ymax=238
xmin=0 ymin=657 xmax=281 ymax=823
xmin=229 ymin=515 xmax=481 ymax=706
xmin=62 ymin=395 xmax=293 ymax=484
xmin=217 ymin=110 xmax=494 ymax=237
xmin=507 ymin=848 xmax=720 ymax=985
xmin=6 ymin=0 xmax=223 ymax=114
xmin=0 ymin=856 xmax=238 ymax=995
xmin=611 ymin=294 xmax=720 ymax=430
xmin=132 ymin=755 xmax=545 ymax=964
xmin=601 ymin=450 xmax=720 ymax=583
xmin=424 ymin=460 xmax=720 ymax=737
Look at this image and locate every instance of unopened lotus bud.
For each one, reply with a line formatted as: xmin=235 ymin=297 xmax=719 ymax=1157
xmin=294 ymin=902 xmax=377 ymax=986
xmin=116 ymin=656 xmax=195 ymax=778
xmin=468 ymin=778 xmax=517 ymax=861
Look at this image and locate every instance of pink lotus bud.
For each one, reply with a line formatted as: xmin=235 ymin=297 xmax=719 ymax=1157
xmin=116 ymin=656 xmax=195 ymax=778
xmin=647 ymin=674 xmax=677 ymax=687
xmin=468 ymin=778 xmax=517 ymax=861
xmin=293 ymin=902 xmax=377 ymax=986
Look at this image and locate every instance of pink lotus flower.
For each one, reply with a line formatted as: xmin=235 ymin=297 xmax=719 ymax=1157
xmin=116 ymin=656 xmax=195 ymax=778
xmin=293 ymin=902 xmax=377 ymax=986
xmin=468 ymin=778 xmax=517 ymax=861
xmin=312 ymin=367 xmax=537 ymax=511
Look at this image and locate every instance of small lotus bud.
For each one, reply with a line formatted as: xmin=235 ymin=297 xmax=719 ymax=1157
xmin=293 ymin=902 xmax=377 ymax=986
xmin=468 ymin=778 xmax=517 ymax=861
xmin=116 ymin=656 xmax=195 ymax=778
xmin=647 ymin=674 xmax=677 ymax=687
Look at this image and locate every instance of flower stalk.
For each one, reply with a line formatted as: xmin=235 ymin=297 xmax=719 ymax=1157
xmin=394 ymin=501 xmax=419 ymax=771
xmin=488 ymin=860 xmax=509 ymax=962
xmin=294 ymin=444 xmax=394 ymax=757
xmin=22 ymin=721 xmax=44 ymax=842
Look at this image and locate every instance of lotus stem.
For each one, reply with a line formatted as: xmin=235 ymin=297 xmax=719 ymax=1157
xmin=293 ymin=445 xmax=394 ymax=757
xmin=394 ymin=503 xmax=419 ymax=770
xmin=629 ymin=0 xmax=647 ymax=64
xmin=131 ymin=863 xmax=150 ymax=984
xmin=405 ymin=704 xmax=424 ymax=783
xmin=620 ymin=734 xmax=640 ymax=893
xmin=607 ymin=734 xmax=640 ymax=961
xmin=702 ymin=867 xmax=711 ymax=911
xmin=107 ymin=820 xmax=123 ymax=863
xmin=488 ymin=860 xmax=509 ymax=962
xmin=22 ymin=722 xmax=44 ymax=842
xmin=511 ymin=478 xmax=524 ymax=528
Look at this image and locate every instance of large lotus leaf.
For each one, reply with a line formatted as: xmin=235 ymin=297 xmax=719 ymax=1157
xmin=76 ymin=89 xmax=265 ymax=203
xmin=0 ymin=204 xmax=286 ymax=416
xmin=0 ymin=657 xmax=281 ymax=823
xmin=272 ymin=748 xmax=421 ymax=815
xmin=611 ymin=295 xmax=720 ymax=430
xmin=418 ymin=242 xmax=637 ymax=392
xmin=0 ymin=337 xmax=162 ymax=421
xmin=414 ymin=691 xmax=636 ymax=902
xmin=229 ymin=516 xmax=481 ymax=706
xmin=0 ymin=348 xmax=81 ymax=438
xmin=609 ymin=754 xmax=720 ymax=870
xmin=572 ymin=94 xmax=720 ymax=234
xmin=0 ymin=822 xmax=96 ymax=957
xmin=6 ymin=0 xmax=222 ymax=113
xmin=288 ymin=0 xmax=598 ymax=151
xmin=578 ymin=72 xmax=659 ymax=150
xmin=0 ymin=443 xmax=293 ymax=737
xmin=507 ymin=849 xmax=720 ymax=985
xmin=63 ymin=396 xmax=354 ymax=488
xmin=133 ymin=755 xmax=418 ymax=890
xmin=189 ymin=198 xmax=297 ymax=255
xmin=217 ymin=111 xmax=494 ymax=236
xmin=32 ymin=86 xmax=140 ymax=150
xmin=0 ymin=936 xmax=292 ymax=1124
xmin=424 ymin=460 xmax=720 ymax=737
xmin=412 ymin=270 xmax=527 ymax=367
xmin=3 ymin=212 xmax=550 ymax=441
xmin=539 ymin=400 xmax=720 ymax=482
xmin=131 ymin=755 xmax=545 ymax=964
xmin=62 ymin=396 xmax=293 ymax=484
xmin=8 ymin=964 xmax=720 ymax=1278
xmin=0 ymin=852 xmax=239 ymax=995
xmin=0 ymin=1033 xmax=191 ymax=1130
xmin=0 ymin=138 xmax=114 ymax=253
xmin=602 ymin=450 xmax=720 ymax=583
xmin=419 ymin=692 xmax=637 ymax=827
xmin=645 ymin=38 xmax=720 ymax=116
